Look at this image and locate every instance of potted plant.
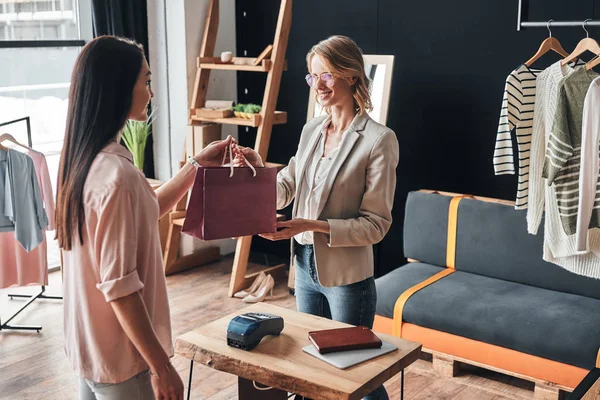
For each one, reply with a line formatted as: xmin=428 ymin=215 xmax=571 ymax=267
xmin=232 ymin=103 xmax=245 ymax=118
xmin=122 ymin=109 xmax=156 ymax=171
xmin=231 ymin=103 xmax=262 ymax=119
xmin=244 ymin=103 xmax=262 ymax=119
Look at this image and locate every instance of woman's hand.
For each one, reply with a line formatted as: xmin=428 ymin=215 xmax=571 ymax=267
xmin=260 ymin=219 xmax=312 ymax=241
xmin=232 ymin=145 xmax=264 ymax=168
xmin=193 ymin=135 xmax=237 ymax=167
xmin=150 ymin=362 xmax=184 ymax=400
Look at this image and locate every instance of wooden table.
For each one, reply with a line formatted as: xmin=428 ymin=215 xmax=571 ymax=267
xmin=567 ymin=368 xmax=600 ymax=400
xmin=175 ymin=303 xmax=422 ymax=400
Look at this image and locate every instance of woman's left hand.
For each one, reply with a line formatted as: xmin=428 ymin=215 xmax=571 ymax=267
xmin=260 ymin=219 xmax=312 ymax=241
xmin=193 ymin=135 xmax=237 ymax=167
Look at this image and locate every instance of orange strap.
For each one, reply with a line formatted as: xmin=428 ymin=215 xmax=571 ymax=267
xmin=393 ymin=195 xmax=468 ymax=337
xmin=446 ymin=195 xmax=472 ymax=269
xmin=393 ymin=268 xmax=455 ymax=337
xmin=597 ymin=348 xmax=600 ymax=368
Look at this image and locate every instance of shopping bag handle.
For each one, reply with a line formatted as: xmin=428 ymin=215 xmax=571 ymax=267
xmin=221 ymin=144 xmax=257 ymax=178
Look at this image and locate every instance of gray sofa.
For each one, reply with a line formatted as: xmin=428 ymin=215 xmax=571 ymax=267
xmin=373 ymin=190 xmax=600 ymax=392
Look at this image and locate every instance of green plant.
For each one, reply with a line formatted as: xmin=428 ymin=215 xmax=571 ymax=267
xmin=230 ymin=103 xmax=261 ymax=113
xmin=122 ymin=109 xmax=156 ymax=171
xmin=244 ymin=103 xmax=262 ymax=113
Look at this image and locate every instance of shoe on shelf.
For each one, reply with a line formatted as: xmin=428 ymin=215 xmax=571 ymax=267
xmin=242 ymin=274 xmax=274 ymax=303
xmin=233 ymin=271 xmax=267 ymax=299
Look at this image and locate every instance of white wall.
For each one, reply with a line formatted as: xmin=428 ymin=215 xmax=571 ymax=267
xmin=147 ymin=0 xmax=238 ymax=256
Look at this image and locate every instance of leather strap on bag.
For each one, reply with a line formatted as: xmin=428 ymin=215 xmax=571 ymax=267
xmin=597 ymin=348 xmax=600 ymax=368
xmin=393 ymin=195 xmax=471 ymax=337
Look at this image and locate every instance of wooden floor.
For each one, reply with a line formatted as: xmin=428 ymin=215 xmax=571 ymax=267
xmin=0 ymin=257 xmax=545 ymax=400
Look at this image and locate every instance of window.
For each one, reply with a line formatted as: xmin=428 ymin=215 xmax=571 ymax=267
xmin=0 ymin=0 xmax=81 ymax=40
xmin=1 ymin=0 xmax=92 ymax=269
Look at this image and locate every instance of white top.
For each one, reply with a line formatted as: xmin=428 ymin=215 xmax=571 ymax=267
xmin=528 ymin=61 xmax=576 ymax=234
xmin=577 ymin=77 xmax=600 ymax=251
xmin=493 ymin=64 xmax=541 ymax=209
xmin=293 ymin=116 xmax=343 ymax=245
xmin=527 ymin=62 xmax=600 ymax=278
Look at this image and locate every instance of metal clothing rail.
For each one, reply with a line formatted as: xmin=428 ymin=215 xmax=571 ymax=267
xmin=517 ymin=0 xmax=600 ymax=30
xmin=0 ymin=116 xmax=62 ymax=333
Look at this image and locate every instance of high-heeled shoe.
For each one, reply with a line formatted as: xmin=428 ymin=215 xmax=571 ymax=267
xmin=242 ymin=274 xmax=274 ymax=303
xmin=233 ymin=271 xmax=267 ymax=298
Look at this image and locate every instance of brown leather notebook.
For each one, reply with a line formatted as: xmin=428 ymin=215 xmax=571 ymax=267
xmin=307 ymin=326 xmax=382 ymax=354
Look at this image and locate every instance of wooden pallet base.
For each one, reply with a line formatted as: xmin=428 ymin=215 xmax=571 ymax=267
xmin=424 ymin=348 xmax=570 ymax=400
xmin=432 ymin=354 xmax=460 ymax=378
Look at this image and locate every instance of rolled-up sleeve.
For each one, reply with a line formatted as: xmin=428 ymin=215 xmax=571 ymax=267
xmin=94 ymin=186 xmax=144 ymax=302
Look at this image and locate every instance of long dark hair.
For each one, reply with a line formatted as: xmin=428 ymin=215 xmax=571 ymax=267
xmin=56 ymin=36 xmax=145 ymax=250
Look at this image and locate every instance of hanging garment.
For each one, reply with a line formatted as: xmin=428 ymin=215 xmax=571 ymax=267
xmin=543 ymin=67 xmax=600 ymax=235
xmin=0 ymin=148 xmax=48 ymax=251
xmin=576 ymin=77 xmax=600 ymax=252
xmin=529 ymin=61 xmax=580 ymax=234
xmin=0 ymin=149 xmax=55 ymax=289
xmin=493 ymin=64 xmax=541 ymax=210
xmin=527 ymin=62 xmax=600 ymax=279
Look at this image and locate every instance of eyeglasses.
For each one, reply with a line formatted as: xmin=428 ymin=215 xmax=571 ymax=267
xmin=305 ymin=72 xmax=335 ymax=88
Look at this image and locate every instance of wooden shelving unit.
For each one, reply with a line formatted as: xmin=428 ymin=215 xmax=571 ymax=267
xmin=190 ymin=110 xmax=287 ymax=127
xmin=173 ymin=0 xmax=292 ymax=297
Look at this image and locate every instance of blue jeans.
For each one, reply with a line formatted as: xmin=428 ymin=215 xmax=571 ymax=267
xmin=295 ymin=243 xmax=389 ymax=400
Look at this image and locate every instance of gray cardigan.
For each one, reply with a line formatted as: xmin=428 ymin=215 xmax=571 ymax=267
xmin=1 ymin=148 xmax=48 ymax=252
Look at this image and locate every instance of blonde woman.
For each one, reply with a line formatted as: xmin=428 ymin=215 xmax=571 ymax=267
xmin=237 ymin=35 xmax=398 ymax=400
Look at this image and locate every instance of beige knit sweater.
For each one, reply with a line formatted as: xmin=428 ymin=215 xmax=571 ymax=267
xmin=527 ymin=62 xmax=600 ymax=279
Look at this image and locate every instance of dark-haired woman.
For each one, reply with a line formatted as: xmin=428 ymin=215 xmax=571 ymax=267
xmin=56 ymin=36 xmax=234 ymax=400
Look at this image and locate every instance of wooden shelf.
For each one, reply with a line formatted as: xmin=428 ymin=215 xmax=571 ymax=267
xmin=265 ymin=162 xmax=286 ymax=171
xmin=191 ymin=111 xmax=287 ymax=127
xmin=197 ymin=57 xmax=287 ymax=72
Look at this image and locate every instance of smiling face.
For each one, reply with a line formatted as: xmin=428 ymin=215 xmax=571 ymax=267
xmin=128 ymin=57 xmax=153 ymax=121
xmin=309 ymin=54 xmax=355 ymax=110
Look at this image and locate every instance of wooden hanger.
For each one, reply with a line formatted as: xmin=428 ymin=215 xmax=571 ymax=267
xmin=0 ymin=133 xmax=29 ymax=152
xmin=561 ymin=19 xmax=600 ymax=67
xmin=586 ymin=54 xmax=600 ymax=70
xmin=525 ymin=20 xmax=570 ymax=67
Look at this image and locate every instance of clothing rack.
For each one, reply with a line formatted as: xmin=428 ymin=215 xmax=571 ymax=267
xmin=517 ymin=0 xmax=600 ymax=31
xmin=0 ymin=116 xmax=62 ymax=333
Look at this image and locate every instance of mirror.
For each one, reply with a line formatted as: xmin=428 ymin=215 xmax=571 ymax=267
xmin=306 ymin=54 xmax=395 ymax=125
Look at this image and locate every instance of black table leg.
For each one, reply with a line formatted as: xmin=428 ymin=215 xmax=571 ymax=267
xmin=187 ymin=360 xmax=194 ymax=400
xmin=400 ymin=369 xmax=404 ymax=400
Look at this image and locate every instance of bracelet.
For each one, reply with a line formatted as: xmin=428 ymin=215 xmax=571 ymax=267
xmin=187 ymin=156 xmax=201 ymax=169
xmin=150 ymin=361 xmax=173 ymax=379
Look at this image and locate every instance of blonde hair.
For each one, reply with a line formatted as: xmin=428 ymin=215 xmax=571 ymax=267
xmin=306 ymin=35 xmax=373 ymax=115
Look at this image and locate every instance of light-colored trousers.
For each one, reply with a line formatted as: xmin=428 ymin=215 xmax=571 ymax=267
xmin=79 ymin=370 xmax=155 ymax=400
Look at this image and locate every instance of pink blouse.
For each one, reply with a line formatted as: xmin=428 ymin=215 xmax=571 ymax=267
xmin=62 ymin=142 xmax=172 ymax=383
xmin=0 ymin=149 xmax=54 ymax=289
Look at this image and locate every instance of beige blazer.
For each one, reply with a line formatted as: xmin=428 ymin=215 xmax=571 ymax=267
xmin=277 ymin=112 xmax=399 ymax=287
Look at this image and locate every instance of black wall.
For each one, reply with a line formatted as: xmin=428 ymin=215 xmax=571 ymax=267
xmin=236 ymin=0 xmax=600 ymax=277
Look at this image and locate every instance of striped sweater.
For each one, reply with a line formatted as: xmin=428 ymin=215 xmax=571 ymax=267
xmin=527 ymin=61 xmax=600 ymax=279
xmin=493 ymin=64 xmax=541 ymax=209
xmin=543 ymin=67 xmax=599 ymax=235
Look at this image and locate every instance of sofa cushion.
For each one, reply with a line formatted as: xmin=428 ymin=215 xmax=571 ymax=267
xmin=375 ymin=263 xmax=600 ymax=369
xmin=403 ymin=191 xmax=600 ymax=301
